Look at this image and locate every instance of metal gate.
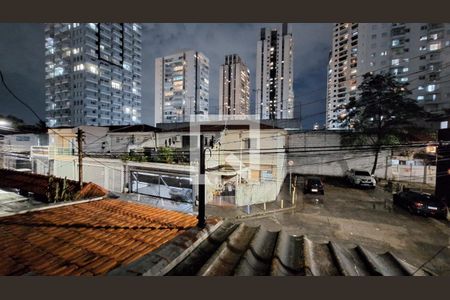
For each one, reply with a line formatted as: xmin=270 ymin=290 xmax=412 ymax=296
xmin=130 ymin=170 xmax=193 ymax=203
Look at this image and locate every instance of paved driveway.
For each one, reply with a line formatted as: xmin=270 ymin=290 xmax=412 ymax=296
xmin=242 ymin=176 xmax=450 ymax=275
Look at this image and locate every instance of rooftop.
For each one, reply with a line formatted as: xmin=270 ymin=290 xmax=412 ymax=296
xmin=0 ymin=199 xmax=198 ymax=275
xmin=111 ymin=221 xmax=433 ymax=276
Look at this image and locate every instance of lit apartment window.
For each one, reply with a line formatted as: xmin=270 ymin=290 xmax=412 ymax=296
xmin=392 ymin=39 xmax=400 ymax=46
xmin=74 ymin=64 xmax=84 ymax=71
xmin=419 ymin=35 xmax=427 ymax=41
xmin=429 ymin=42 xmax=441 ymax=51
xmin=419 ymin=46 xmax=427 ymax=51
xmin=88 ymin=23 xmax=97 ymax=31
xmin=417 ymin=96 xmax=424 ymax=101
xmin=418 ymin=86 xmax=424 ymax=90
xmin=391 ymin=59 xmax=400 ymax=66
xmin=427 ymin=84 xmax=436 ymax=92
xmin=380 ymin=51 xmax=387 ymax=56
xmin=430 ymin=33 xmax=438 ymax=40
xmin=402 ymin=67 xmax=409 ymax=73
xmin=86 ymin=64 xmax=98 ymax=75
xmin=400 ymin=77 xmax=408 ymax=82
xmin=111 ymin=80 xmax=122 ymax=90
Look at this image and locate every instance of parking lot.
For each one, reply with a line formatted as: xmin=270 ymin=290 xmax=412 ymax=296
xmin=242 ymin=175 xmax=450 ymax=275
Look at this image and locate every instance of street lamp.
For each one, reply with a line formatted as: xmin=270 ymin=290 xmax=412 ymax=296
xmin=0 ymin=119 xmax=13 ymax=131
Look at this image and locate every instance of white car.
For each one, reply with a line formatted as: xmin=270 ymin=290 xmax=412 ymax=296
xmin=345 ymin=169 xmax=376 ymax=188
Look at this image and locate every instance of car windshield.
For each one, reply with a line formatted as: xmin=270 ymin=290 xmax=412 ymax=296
xmin=413 ymin=193 xmax=438 ymax=203
xmin=308 ymin=179 xmax=321 ymax=185
xmin=355 ymin=171 xmax=371 ymax=176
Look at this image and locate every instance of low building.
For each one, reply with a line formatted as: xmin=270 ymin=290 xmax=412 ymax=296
xmin=1 ymin=132 xmax=48 ymax=172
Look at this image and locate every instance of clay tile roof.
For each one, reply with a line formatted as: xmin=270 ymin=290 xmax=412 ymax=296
xmin=0 ymin=199 xmax=199 ymax=275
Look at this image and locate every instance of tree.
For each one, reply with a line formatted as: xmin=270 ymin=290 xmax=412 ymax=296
xmin=341 ymin=72 xmax=430 ymax=175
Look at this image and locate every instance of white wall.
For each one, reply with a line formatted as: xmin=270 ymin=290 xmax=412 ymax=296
xmin=288 ymin=131 xmax=390 ymax=178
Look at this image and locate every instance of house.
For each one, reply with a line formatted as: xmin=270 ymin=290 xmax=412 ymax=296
xmin=1 ymin=132 xmax=48 ymax=172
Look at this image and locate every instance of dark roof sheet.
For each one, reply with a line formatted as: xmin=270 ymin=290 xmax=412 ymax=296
xmin=115 ymin=221 xmax=433 ymax=276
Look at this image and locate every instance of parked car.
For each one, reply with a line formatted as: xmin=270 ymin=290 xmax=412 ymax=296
xmin=393 ymin=190 xmax=448 ymax=219
xmin=303 ymin=177 xmax=324 ymax=195
xmin=345 ymin=169 xmax=376 ymax=188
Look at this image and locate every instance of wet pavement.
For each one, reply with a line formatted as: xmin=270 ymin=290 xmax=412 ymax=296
xmin=242 ymin=176 xmax=450 ymax=275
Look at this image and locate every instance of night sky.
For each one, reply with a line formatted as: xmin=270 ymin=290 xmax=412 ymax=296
xmin=0 ymin=23 xmax=332 ymax=129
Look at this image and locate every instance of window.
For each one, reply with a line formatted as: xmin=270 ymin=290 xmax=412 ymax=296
xmin=400 ymin=77 xmax=408 ymax=82
xmin=380 ymin=51 xmax=388 ymax=56
xmin=86 ymin=64 xmax=98 ymax=75
xmin=123 ymin=62 xmax=132 ymax=71
xmin=392 ymin=39 xmax=400 ymax=46
xmin=111 ymin=80 xmax=122 ymax=90
xmin=88 ymin=23 xmax=97 ymax=31
xmin=391 ymin=59 xmax=400 ymax=66
xmin=420 ymin=35 xmax=427 ymax=41
xmin=74 ymin=64 xmax=84 ymax=71
xmin=427 ymin=84 xmax=436 ymax=92
xmin=429 ymin=42 xmax=441 ymax=51
xmin=418 ymin=86 xmax=424 ymax=90
xmin=402 ymin=67 xmax=409 ymax=73
xmin=16 ymin=136 xmax=31 ymax=142
xmin=419 ymin=46 xmax=427 ymax=51
xmin=417 ymin=96 xmax=424 ymax=101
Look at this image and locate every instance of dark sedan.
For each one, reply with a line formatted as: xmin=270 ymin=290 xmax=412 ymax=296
xmin=393 ymin=190 xmax=448 ymax=219
xmin=303 ymin=177 xmax=324 ymax=195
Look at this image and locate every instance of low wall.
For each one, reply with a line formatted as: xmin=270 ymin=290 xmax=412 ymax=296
xmin=0 ymin=168 xmax=106 ymax=202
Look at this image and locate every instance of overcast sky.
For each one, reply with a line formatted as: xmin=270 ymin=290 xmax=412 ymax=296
xmin=0 ymin=23 xmax=332 ymax=129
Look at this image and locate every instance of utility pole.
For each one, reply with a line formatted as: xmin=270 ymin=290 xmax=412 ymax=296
xmin=197 ymin=134 xmax=206 ymax=228
xmin=76 ymin=128 xmax=84 ymax=189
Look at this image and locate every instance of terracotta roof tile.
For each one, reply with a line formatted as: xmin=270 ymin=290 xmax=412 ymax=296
xmin=0 ymin=199 xmax=198 ymax=275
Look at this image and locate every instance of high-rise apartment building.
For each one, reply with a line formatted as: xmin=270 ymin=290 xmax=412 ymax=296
xmin=219 ymin=54 xmax=250 ymax=116
xmin=45 ymin=23 xmax=142 ymax=127
xmin=256 ymin=23 xmax=294 ymax=120
xmin=155 ymin=50 xmax=209 ymax=124
xmin=326 ymin=23 xmax=450 ymax=130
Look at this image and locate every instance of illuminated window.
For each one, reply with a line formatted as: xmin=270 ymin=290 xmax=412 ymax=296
xmin=391 ymin=39 xmax=400 ymax=46
xmin=429 ymin=42 xmax=441 ymax=51
xmin=419 ymin=35 xmax=427 ymax=41
xmin=400 ymin=77 xmax=408 ymax=82
xmin=74 ymin=64 xmax=84 ymax=72
xmin=111 ymin=80 xmax=122 ymax=90
xmin=427 ymin=84 xmax=436 ymax=92
xmin=73 ymin=48 xmax=80 ymax=55
xmin=380 ymin=51 xmax=387 ymax=56
xmin=123 ymin=62 xmax=132 ymax=71
xmin=417 ymin=96 xmax=424 ymax=101
xmin=391 ymin=59 xmax=400 ymax=66
xmin=86 ymin=64 xmax=98 ymax=75
xmin=54 ymin=67 xmax=64 ymax=77
xmin=88 ymin=23 xmax=97 ymax=31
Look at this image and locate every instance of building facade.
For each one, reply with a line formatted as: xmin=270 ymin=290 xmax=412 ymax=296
xmin=326 ymin=23 xmax=450 ymax=130
xmin=155 ymin=50 xmax=210 ymax=124
xmin=219 ymin=54 xmax=250 ymax=116
xmin=256 ymin=23 xmax=295 ymax=120
xmin=45 ymin=23 xmax=142 ymax=128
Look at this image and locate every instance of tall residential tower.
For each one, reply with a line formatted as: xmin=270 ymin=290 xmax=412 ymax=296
xmin=326 ymin=23 xmax=450 ymax=130
xmin=256 ymin=23 xmax=295 ymax=120
xmin=45 ymin=23 xmax=142 ymax=127
xmin=154 ymin=50 xmax=209 ymax=124
xmin=219 ymin=54 xmax=250 ymax=116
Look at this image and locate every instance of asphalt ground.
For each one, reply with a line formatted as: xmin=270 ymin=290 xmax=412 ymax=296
xmin=242 ymin=175 xmax=450 ymax=275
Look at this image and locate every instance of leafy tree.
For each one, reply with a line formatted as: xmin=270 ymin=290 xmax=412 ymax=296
xmin=341 ymin=72 xmax=430 ymax=175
